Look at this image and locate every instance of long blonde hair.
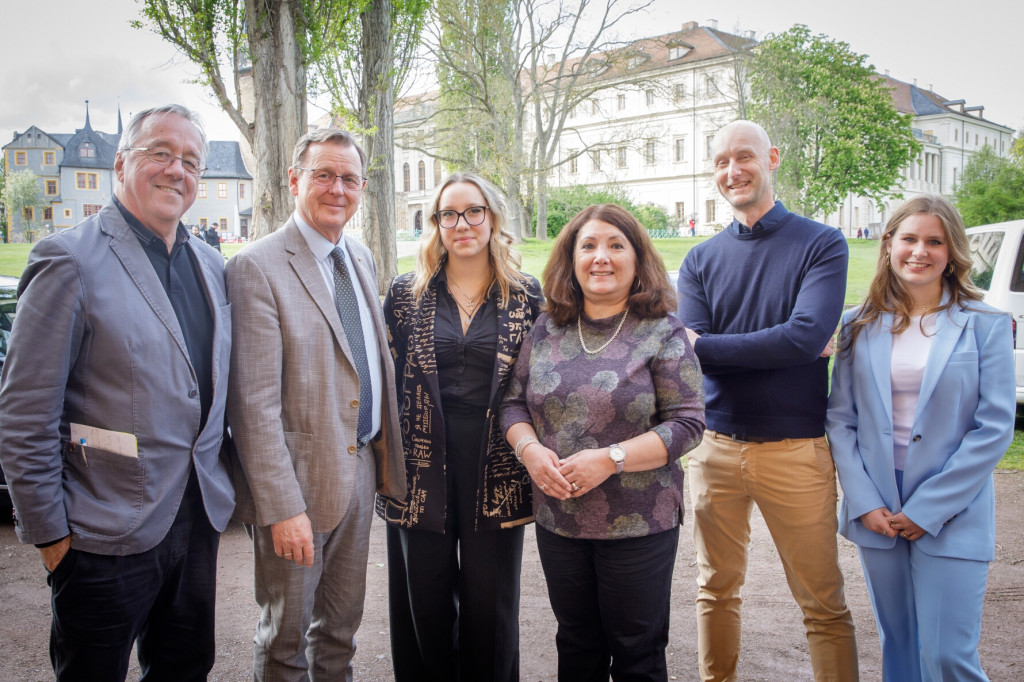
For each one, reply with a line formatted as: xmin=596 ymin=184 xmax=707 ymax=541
xmin=411 ymin=172 xmax=528 ymax=306
xmin=841 ymin=194 xmax=982 ymax=350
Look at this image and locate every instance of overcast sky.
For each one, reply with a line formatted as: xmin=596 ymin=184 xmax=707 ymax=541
xmin=2 ymin=0 xmax=1020 ymax=148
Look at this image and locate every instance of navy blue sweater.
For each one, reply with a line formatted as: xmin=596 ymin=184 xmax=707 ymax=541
xmin=676 ymin=202 xmax=848 ymax=439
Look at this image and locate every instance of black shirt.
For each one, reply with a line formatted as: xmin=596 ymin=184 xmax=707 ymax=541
xmin=114 ymin=196 xmax=215 ymax=429
xmin=434 ymin=271 xmax=498 ymax=412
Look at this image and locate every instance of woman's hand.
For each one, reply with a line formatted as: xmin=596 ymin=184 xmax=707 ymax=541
xmin=859 ymin=507 xmax=896 ymax=537
xmin=558 ymin=448 xmax=615 ymax=498
xmin=523 ymin=443 xmax=573 ymax=500
xmin=888 ymin=511 xmax=926 ymax=541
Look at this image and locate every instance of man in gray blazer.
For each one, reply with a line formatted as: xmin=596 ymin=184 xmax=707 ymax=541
xmin=227 ymin=128 xmax=405 ymax=681
xmin=0 ymin=104 xmax=234 ymax=680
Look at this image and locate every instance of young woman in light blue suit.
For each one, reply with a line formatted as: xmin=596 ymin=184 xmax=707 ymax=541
xmin=826 ymin=195 xmax=1015 ymax=682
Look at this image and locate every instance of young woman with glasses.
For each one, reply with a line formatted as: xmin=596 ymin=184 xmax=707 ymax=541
xmin=376 ymin=172 xmax=542 ymax=681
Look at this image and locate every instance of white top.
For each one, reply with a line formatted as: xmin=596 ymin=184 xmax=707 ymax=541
xmin=294 ymin=213 xmax=383 ymax=439
xmin=890 ymin=313 xmax=937 ymax=470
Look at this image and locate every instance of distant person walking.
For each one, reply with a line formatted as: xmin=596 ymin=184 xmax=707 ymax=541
xmin=689 ymin=218 xmax=696 ymax=237
xmin=205 ymin=221 xmax=222 ymax=252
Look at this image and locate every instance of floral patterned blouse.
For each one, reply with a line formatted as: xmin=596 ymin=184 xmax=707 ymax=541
xmin=500 ymin=311 xmax=705 ymax=540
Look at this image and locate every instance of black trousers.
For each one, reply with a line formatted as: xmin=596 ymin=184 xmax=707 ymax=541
xmin=536 ymin=524 xmax=680 ymax=682
xmin=47 ymin=470 xmax=219 ymax=682
xmin=387 ymin=406 xmax=525 ymax=682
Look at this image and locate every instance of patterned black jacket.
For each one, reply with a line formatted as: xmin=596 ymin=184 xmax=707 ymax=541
xmin=375 ymin=268 xmax=543 ymax=532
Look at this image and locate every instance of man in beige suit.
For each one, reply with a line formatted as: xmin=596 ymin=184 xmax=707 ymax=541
xmin=226 ymin=128 xmax=405 ymax=681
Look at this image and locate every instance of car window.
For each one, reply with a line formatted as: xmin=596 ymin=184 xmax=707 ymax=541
xmin=1012 ymin=233 xmax=1024 ymax=293
xmin=968 ymin=231 xmax=1004 ymax=291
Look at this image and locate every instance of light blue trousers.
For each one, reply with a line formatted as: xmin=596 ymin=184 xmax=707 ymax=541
xmin=858 ymin=472 xmax=990 ymax=681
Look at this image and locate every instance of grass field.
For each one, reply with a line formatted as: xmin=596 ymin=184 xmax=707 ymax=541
xmin=3 ymin=236 xmax=1021 ymax=470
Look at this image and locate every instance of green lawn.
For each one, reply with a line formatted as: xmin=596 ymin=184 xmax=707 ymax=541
xmin=3 ymin=237 xmax=1020 ymax=471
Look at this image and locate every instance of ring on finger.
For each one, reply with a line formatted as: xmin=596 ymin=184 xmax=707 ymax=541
xmin=284 ymin=552 xmax=294 ymax=557
xmin=540 ymin=482 xmax=548 ymax=490
xmin=571 ymin=482 xmax=580 ymax=492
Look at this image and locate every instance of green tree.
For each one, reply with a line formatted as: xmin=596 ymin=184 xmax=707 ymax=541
xmin=954 ymin=146 xmax=1024 ymax=227
xmin=0 ymin=162 xmax=7 ymax=242
xmin=541 ymin=184 xmax=671 ymax=238
xmin=1 ymin=171 xmax=41 ymax=242
xmin=749 ymin=25 xmax=920 ymax=218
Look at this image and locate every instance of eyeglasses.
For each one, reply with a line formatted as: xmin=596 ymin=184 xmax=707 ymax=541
xmin=434 ymin=206 xmax=489 ymax=229
xmin=295 ymin=167 xmax=367 ymax=191
xmin=123 ymin=147 xmax=205 ymax=177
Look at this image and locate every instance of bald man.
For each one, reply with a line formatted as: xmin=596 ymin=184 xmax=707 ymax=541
xmin=676 ymin=121 xmax=858 ymax=681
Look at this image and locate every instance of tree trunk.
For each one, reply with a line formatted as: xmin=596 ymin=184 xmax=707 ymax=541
xmin=246 ymin=0 xmax=308 ymax=239
xmin=535 ymin=170 xmax=549 ymax=241
xmin=359 ymin=0 xmax=397 ymax=294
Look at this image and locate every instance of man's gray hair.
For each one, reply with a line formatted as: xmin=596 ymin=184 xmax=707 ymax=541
xmin=291 ymin=128 xmax=366 ymax=174
xmin=118 ymin=104 xmax=209 ymax=164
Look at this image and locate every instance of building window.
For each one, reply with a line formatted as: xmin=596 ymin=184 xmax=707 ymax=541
xmin=240 ymin=218 xmax=248 ymax=236
xmin=220 ymin=218 xmax=229 ymax=231
xmin=954 ymin=128 xmax=958 ymax=142
xmin=434 ymin=159 xmax=442 ymax=185
xmin=705 ymin=135 xmax=714 ymax=160
xmin=15 ymin=151 xmax=27 ymax=165
xmin=591 ymin=150 xmax=601 ymax=172
xmin=644 ymin=140 xmax=656 ymax=166
xmin=198 ymin=182 xmax=208 ymax=199
xmin=238 ymin=183 xmax=246 ymax=199
xmin=23 ymin=207 xmax=34 ymax=221
xmin=674 ymin=83 xmax=686 ymax=102
xmin=218 ymin=182 xmax=228 ymax=199
xmin=975 ymin=133 xmax=979 ymax=145
xmin=46 ymin=180 xmax=58 ymax=195
xmin=418 ymin=161 xmax=426 ymax=191
xmin=76 ymin=172 xmax=98 ymax=190
xmin=705 ymin=199 xmax=716 ymax=223
xmin=83 ymin=204 xmax=102 ymax=217
xmin=646 ymin=90 xmax=655 ymax=106
xmin=568 ymin=150 xmax=578 ymax=174
xmin=617 ymin=93 xmax=627 ymax=110
xmin=402 ymin=163 xmax=410 ymax=192
xmin=43 ymin=207 xmax=53 ymax=221
xmin=674 ymin=138 xmax=686 ymax=162
xmin=64 ymin=209 xmax=73 ymax=218
xmin=590 ymin=99 xmax=600 ymax=115
xmin=80 ymin=143 xmax=95 ymax=158
xmin=43 ymin=151 xmax=55 ymax=165
xmin=675 ymin=202 xmax=685 ymax=219
xmin=199 ymin=218 xmax=208 ymax=228
xmin=616 ymin=147 xmax=627 ymax=169
xmin=704 ymin=75 xmax=714 ymax=97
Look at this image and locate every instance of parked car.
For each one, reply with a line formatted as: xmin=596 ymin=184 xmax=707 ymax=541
xmin=966 ymin=219 xmax=1024 ymax=403
xmin=0 ymin=275 xmax=18 ymax=515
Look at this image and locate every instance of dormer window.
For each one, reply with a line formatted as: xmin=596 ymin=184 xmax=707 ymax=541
xmin=81 ymin=142 xmax=96 ymax=158
xmin=668 ymin=43 xmax=693 ymax=61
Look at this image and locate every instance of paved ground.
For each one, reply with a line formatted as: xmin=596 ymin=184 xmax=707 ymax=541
xmin=1 ymin=471 xmax=1022 ymax=681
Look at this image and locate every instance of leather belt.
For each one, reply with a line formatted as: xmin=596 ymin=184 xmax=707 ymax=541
xmin=726 ymin=433 xmax=774 ymax=444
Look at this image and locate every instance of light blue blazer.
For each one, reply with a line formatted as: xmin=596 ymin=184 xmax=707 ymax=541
xmin=826 ymin=300 xmax=1015 ymax=562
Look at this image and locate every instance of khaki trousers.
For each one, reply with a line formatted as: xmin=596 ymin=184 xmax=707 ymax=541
xmin=688 ymin=431 xmax=858 ymax=682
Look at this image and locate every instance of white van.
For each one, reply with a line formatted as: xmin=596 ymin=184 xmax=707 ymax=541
xmin=966 ymin=219 xmax=1024 ymax=403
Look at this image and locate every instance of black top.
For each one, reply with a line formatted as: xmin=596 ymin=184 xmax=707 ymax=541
xmin=114 ymin=196 xmax=215 ymax=429
xmin=434 ymin=271 xmax=498 ymax=413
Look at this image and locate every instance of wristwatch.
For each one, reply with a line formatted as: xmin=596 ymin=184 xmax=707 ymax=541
xmin=608 ymin=443 xmax=626 ymax=474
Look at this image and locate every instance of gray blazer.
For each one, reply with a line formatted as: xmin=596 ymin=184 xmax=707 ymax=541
xmin=225 ymin=220 xmax=405 ymax=533
xmin=0 ymin=202 xmax=235 ymax=555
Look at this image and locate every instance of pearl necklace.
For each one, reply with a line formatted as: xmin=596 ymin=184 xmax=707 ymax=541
xmin=577 ymin=308 xmax=629 ymax=355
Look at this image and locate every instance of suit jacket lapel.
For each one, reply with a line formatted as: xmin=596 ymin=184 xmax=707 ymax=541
xmin=284 ymin=222 xmax=350 ymax=356
xmin=914 ymin=306 xmax=968 ymax=423
xmin=866 ymin=313 xmax=894 ymax=424
xmin=102 ymin=212 xmax=191 ymax=365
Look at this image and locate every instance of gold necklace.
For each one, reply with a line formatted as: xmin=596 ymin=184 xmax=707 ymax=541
xmin=914 ymin=298 xmax=941 ymax=314
xmin=577 ymin=308 xmax=629 ymax=355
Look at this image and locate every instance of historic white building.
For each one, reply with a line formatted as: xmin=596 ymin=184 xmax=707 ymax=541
xmin=392 ymin=20 xmax=1015 ymax=237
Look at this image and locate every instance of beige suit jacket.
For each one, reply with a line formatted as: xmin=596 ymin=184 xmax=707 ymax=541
xmin=226 ymin=219 xmax=405 ymax=532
